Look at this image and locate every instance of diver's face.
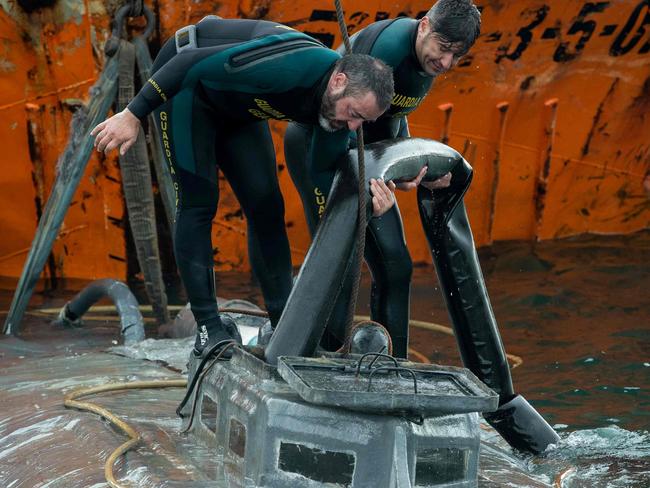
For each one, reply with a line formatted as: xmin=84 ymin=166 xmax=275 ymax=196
xmin=415 ymin=17 xmax=466 ymax=76
xmin=319 ymin=72 xmax=383 ymax=132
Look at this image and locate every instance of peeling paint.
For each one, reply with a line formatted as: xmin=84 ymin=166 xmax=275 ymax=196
xmin=519 ymin=75 xmax=535 ymax=90
xmin=629 ymin=76 xmax=650 ymax=116
xmin=1 ymin=0 xmax=649 ymax=281
xmin=582 ymin=78 xmax=619 ymax=158
xmin=0 ymin=58 xmax=16 ymax=72
xmin=615 ymin=185 xmax=629 ymax=206
xmin=59 ymin=0 xmax=86 ymax=24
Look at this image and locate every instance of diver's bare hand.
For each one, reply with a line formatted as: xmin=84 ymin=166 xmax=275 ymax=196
xmin=91 ymin=108 xmax=140 ymax=156
xmin=395 ymin=166 xmax=452 ymax=191
xmin=422 ymin=171 xmax=452 ymax=190
xmin=395 ymin=166 xmax=428 ymax=191
xmin=370 ymin=178 xmax=396 ymax=217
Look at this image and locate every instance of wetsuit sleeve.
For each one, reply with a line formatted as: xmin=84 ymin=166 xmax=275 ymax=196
xmin=127 ymin=33 xmax=335 ymax=120
xmin=308 ymin=126 xmax=351 ymax=197
xmin=127 ymin=47 xmax=227 ymax=120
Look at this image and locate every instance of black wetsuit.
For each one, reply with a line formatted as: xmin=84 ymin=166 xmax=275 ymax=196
xmin=282 ymin=18 xmax=560 ymax=455
xmin=285 ymin=18 xmax=433 ymax=358
xmin=127 ymin=18 xmax=341 ymax=334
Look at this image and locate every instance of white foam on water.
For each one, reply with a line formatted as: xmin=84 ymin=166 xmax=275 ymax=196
xmin=557 ymin=425 xmax=650 ymax=458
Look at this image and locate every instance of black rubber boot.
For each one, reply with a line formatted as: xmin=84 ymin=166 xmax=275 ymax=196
xmin=417 ymin=162 xmax=515 ymax=397
xmin=417 ymin=158 xmax=559 ymax=454
xmin=484 ymin=394 xmax=560 ymax=454
xmin=193 ymin=315 xmax=242 ymax=359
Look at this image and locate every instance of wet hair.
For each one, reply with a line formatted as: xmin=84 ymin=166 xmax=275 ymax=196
xmin=425 ymin=0 xmax=481 ymax=54
xmin=333 ymin=54 xmax=394 ymax=113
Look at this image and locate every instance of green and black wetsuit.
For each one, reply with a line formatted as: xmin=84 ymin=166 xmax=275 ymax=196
xmin=285 ymin=18 xmax=433 ymax=357
xmin=129 ymin=17 xmax=341 ymax=334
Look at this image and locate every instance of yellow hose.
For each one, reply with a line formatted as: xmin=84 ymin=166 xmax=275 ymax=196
xmin=18 ymin=303 xmax=519 ymax=366
xmin=26 ymin=310 xmax=160 ymax=323
xmin=554 ymin=466 xmax=577 ymax=487
xmin=32 ymin=304 xmax=186 ymax=314
xmin=23 ymin=305 xmax=521 ymax=368
xmin=61 ymin=328 xmax=521 ymax=486
xmin=64 ymin=379 xmax=187 ymax=488
xmin=407 ymin=347 xmax=431 ymax=364
xmin=25 ymin=305 xmax=267 ymax=323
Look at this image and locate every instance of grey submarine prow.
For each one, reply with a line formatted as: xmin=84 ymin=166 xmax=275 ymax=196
xmin=264 ymin=137 xmax=560 ymax=455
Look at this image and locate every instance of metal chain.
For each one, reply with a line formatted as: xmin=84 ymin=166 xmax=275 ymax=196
xmin=105 ymin=1 xmax=154 ymax=57
xmin=126 ymin=0 xmax=144 ymax=17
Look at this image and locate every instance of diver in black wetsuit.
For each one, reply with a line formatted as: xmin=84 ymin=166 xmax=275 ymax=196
xmin=285 ymin=0 xmax=561 ymax=454
xmin=285 ymin=0 xmax=479 ymax=359
xmin=91 ymin=17 xmax=396 ymax=357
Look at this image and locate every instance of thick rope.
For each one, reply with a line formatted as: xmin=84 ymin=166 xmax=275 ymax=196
xmin=334 ymin=0 xmax=368 ymax=336
xmin=334 ymin=0 xmax=352 ymax=53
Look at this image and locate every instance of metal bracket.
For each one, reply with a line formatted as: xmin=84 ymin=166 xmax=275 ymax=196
xmin=175 ymin=24 xmax=198 ymax=53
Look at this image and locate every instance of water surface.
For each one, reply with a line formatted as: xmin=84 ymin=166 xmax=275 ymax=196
xmin=1 ymin=231 xmax=648 ymax=486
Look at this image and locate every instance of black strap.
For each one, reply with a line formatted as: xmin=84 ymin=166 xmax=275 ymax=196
xmin=117 ymin=40 xmax=170 ymax=325
xmin=351 ymin=18 xmax=402 ymax=55
xmin=228 ymin=37 xmax=325 ymax=69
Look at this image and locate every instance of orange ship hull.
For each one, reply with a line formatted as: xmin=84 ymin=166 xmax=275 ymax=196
xmin=0 ymin=0 xmax=648 ymax=283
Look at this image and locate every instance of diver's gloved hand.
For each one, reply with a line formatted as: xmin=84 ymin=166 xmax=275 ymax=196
xmin=193 ymin=315 xmax=242 ymax=359
xmin=256 ymin=320 xmax=275 ymax=347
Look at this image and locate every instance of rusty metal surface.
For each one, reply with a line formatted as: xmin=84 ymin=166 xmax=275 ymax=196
xmin=0 ymin=0 xmax=648 ymax=281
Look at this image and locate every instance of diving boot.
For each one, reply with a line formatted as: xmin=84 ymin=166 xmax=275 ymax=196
xmin=193 ymin=315 xmax=242 ymax=359
xmin=417 ymin=166 xmax=559 ymax=455
xmin=484 ymin=394 xmax=560 ymax=454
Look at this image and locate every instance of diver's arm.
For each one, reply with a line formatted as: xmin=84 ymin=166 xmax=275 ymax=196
xmin=307 ymin=126 xmax=350 ymax=199
xmin=126 ymin=49 xmax=210 ymax=120
xmin=386 ymin=116 xmax=452 ymax=191
xmin=91 ymin=108 xmax=141 ymax=155
xmin=93 ymin=47 xmax=230 ymax=155
xmin=309 ymin=127 xmax=396 ymax=217
xmin=94 ymin=34 xmax=336 ymax=156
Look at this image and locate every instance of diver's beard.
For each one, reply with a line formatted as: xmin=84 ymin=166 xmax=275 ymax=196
xmin=319 ymin=90 xmax=344 ymax=132
xmin=318 ymin=114 xmax=338 ymax=132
